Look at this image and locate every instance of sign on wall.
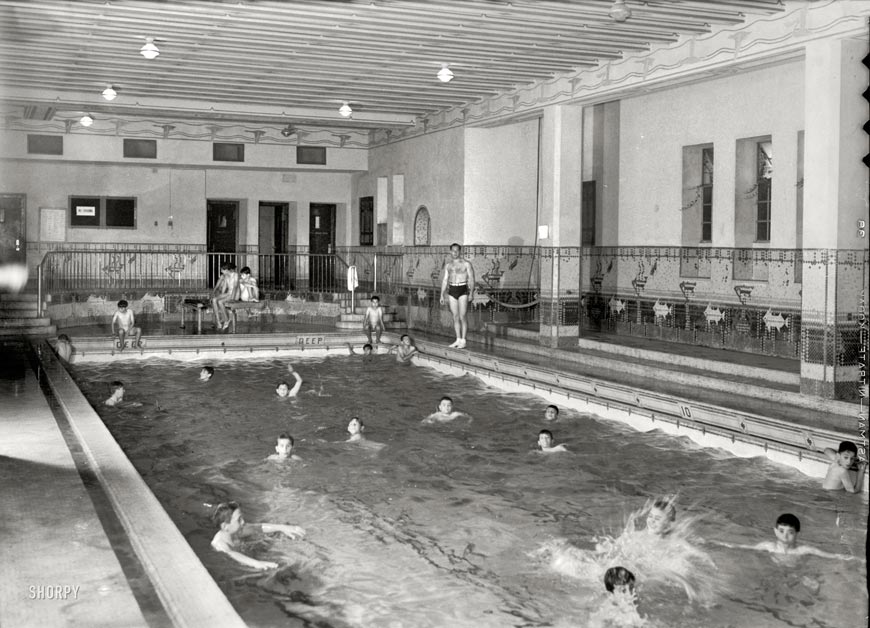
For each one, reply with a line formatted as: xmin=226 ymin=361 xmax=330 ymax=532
xmin=39 ymin=207 xmax=66 ymax=242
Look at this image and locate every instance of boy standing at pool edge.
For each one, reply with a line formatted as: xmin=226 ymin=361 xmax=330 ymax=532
xmin=363 ymin=295 xmax=385 ymax=345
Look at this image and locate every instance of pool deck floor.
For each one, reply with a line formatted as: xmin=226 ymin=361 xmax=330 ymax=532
xmin=0 ymin=318 xmax=864 ymax=627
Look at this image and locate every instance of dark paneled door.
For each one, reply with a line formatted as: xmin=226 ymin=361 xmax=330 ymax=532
xmin=258 ymin=202 xmax=289 ymax=290
xmin=0 ymin=194 xmax=26 ymax=266
xmin=309 ymin=203 xmax=336 ymax=291
xmin=206 ymin=201 xmax=238 ymax=287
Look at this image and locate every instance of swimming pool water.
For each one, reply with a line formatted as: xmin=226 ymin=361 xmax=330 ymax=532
xmin=71 ymin=355 xmax=867 ymax=628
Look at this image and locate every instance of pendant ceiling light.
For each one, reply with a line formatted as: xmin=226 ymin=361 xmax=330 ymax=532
xmin=80 ymin=114 xmax=94 ymax=127
xmin=437 ymin=64 xmax=454 ymax=83
xmin=140 ymin=37 xmax=160 ymax=59
xmin=102 ymin=85 xmax=117 ymax=100
xmin=339 ymin=102 xmax=353 ymax=118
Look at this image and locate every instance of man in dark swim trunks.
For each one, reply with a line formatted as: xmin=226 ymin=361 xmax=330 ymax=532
xmin=439 ymin=243 xmax=475 ymax=348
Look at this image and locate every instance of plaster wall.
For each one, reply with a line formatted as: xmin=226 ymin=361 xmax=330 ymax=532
xmin=619 ymin=61 xmax=804 ymax=247
xmin=360 ymin=127 xmax=465 ymax=246
xmin=464 ymin=119 xmax=538 ymax=246
xmin=0 ymin=156 xmax=354 ymax=254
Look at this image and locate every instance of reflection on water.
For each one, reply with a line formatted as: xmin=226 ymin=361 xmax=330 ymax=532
xmin=71 ymin=355 xmax=867 ymax=628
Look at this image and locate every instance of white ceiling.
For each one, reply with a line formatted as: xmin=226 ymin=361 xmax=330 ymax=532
xmin=0 ymin=0 xmax=785 ymax=132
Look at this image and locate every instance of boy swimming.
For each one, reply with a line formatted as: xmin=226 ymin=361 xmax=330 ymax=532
xmin=422 ymin=396 xmax=467 ymax=423
xmin=544 ymin=405 xmax=559 ymax=421
xmin=210 ymin=501 xmax=305 ymax=570
xmin=266 ymin=433 xmax=301 ymax=462
xmin=537 ymin=429 xmax=568 ymax=453
xmin=199 ymin=366 xmax=214 ymax=381
xmin=713 ymin=513 xmax=855 ymax=559
xmin=276 ymin=365 xmax=303 ymax=398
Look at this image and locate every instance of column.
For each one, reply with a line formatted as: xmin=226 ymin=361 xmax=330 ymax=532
xmin=538 ymin=104 xmax=584 ymax=347
xmin=800 ymin=38 xmax=868 ymax=400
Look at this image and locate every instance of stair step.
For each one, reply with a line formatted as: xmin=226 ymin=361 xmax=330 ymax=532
xmin=335 ymin=320 xmax=405 ymax=330
xmin=1 ymin=316 xmax=52 ymax=326
xmin=0 ymin=324 xmax=57 ymax=336
xmin=0 ymin=301 xmax=40 ymax=312
xmin=0 ymin=292 xmax=39 ymax=302
xmin=340 ymin=313 xmax=398 ymax=323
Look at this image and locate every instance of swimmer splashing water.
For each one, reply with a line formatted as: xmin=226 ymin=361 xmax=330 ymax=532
xmin=538 ymin=496 xmax=721 ymax=607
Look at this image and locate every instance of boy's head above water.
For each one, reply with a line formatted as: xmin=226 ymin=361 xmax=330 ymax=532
xmin=200 ymin=366 xmax=214 ymax=381
xmin=604 ymin=566 xmax=636 ymax=595
xmin=538 ymin=429 xmax=554 ymax=449
xmin=773 ymin=512 xmax=800 ymax=546
xmin=347 ymin=417 xmax=364 ymax=435
xmin=544 ymin=405 xmax=559 ymax=421
xmin=438 ymin=396 xmax=453 ymax=414
xmin=212 ymin=501 xmax=244 ymax=533
xmin=274 ymin=433 xmax=294 ymax=457
xmin=276 ymin=381 xmax=291 ymax=397
xmin=646 ymin=497 xmax=677 ymax=536
xmin=835 ymin=441 xmax=859 ymax=467
xmin=363 ymin=343 xmax=373 ymax=354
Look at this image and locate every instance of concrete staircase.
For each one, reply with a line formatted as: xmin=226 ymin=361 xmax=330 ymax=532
xmin=0 ymin=293 xmax=56 ymax=337
xmin=335 ymin=294 xmax=406 ymax=332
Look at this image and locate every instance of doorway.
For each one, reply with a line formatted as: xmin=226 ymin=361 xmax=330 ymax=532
xmin=0 ymin=194 xmax=26 ymax=267
xmin=258 ymin=202 xmax=290 ymax=291
xmin=206 ymin=201 xmax=238 ymax=287
xmin=309 ymin=203 xmax=336 ymax=291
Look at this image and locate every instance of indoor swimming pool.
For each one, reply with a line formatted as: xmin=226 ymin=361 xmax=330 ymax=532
xmin=69 ymin=353 xmax=866 ymax=628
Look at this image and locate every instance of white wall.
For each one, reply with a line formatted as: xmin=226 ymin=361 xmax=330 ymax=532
xmin=360 ymin=127 xmax=465 ymax=246
xmin=464 ymin=119 xmax=538 ymax=246
xmin=619 ymin=60 xmax=805 ymax=247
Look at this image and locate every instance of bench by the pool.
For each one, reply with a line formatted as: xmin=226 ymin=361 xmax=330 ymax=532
xmin=180 ymin=298 xmax=266 ymax=334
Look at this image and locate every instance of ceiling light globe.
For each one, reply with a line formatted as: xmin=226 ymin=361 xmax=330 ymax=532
xmin=80 ymin=114 xmax=94 ymax=127
xmin=339 ymin=103 xmax=353 ymax=118
xmin=437 ymin=66 xmax=454 ymax=83
xmin=140 ymin=37 xmax=160 ymax=59
xmin=102 ymin=86 xmax=117 ymax=101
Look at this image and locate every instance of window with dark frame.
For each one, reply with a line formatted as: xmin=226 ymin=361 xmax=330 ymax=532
xmin=123 ymin=138 xmax=157 ymax=158
xmin=297 ymin=146 xmax=326 ymax=165
xmin=756 ymin=141 xmax=772 ymax=242
xmin=213 ymin=142 xmax=245 ymax=162
xmin=359 ymin=196 xmax=374 ymax=245
xmin=700 ymin=147 xmax=714 ymax=242
xmin=27 ymin=134 xmax=63 ymax=155
xmin=69 ymin=196 xmax=136 ymax=228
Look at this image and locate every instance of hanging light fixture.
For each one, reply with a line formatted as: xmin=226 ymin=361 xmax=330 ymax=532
xmin=339 ymin=102 xmax=353 ymax=118
xmin=437 ymin=64 xmax=454 ymax=83
xmin=609 ymin=0 xmax=631 ymax=22
xmin=102 ymin=85 xmax=117 ymax=100
xmin=140 ymin=37 xmax=160 ymax=59
xmin=80 ymin=114 xmax=94 ymax=127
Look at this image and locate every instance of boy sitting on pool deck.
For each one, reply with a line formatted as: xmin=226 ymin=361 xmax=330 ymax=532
xmin=266 ymin=433 xmax=302 ymax=462
xmin=111 ymin=299 xmax=142 ymax=350
xmin=537 ymin=429 xmax=568 ymax=453
xmin=276 ymin=365 xmax=303 ymax=398
xmin=714 ymin=513 xmax=855 ymax=559
xmin=821 ymin=441 xmax=866 ymax=493
xmin=363 ymin=295 xmax=385 ymax=345
xmin=210 ymin=501 xmax=305 ymax=570
xmin=238 ymin=266 xmax=259 ymax=302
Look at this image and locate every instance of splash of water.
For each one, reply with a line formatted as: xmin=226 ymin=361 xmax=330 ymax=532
xmin=537 ymin=499 xmax=722 ymax=606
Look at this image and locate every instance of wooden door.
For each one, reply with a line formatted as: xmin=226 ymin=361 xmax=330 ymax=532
xmin=309 ymin=203 xmax=335 ymax=291
xmin=206 ymin=201 xmax=238 ymax=287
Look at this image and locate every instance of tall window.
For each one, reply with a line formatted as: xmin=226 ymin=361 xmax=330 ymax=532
xmin=359 ymin=196 xmax=374 ymax=245
xmin=700 ymin=148 xmax=714 ymax=242
xmin=413 ymin=206 xmax=431 ymax=245
xmin=756 ymin=141 xmax=772 ymax=242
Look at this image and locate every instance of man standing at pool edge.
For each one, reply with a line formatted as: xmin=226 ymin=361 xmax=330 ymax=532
xmin=440 ymin=243 xmax=475 ymax=348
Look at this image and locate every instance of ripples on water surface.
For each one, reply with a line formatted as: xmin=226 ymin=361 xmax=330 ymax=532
xmin=72 ymin=355 xmax=867 ymax=628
